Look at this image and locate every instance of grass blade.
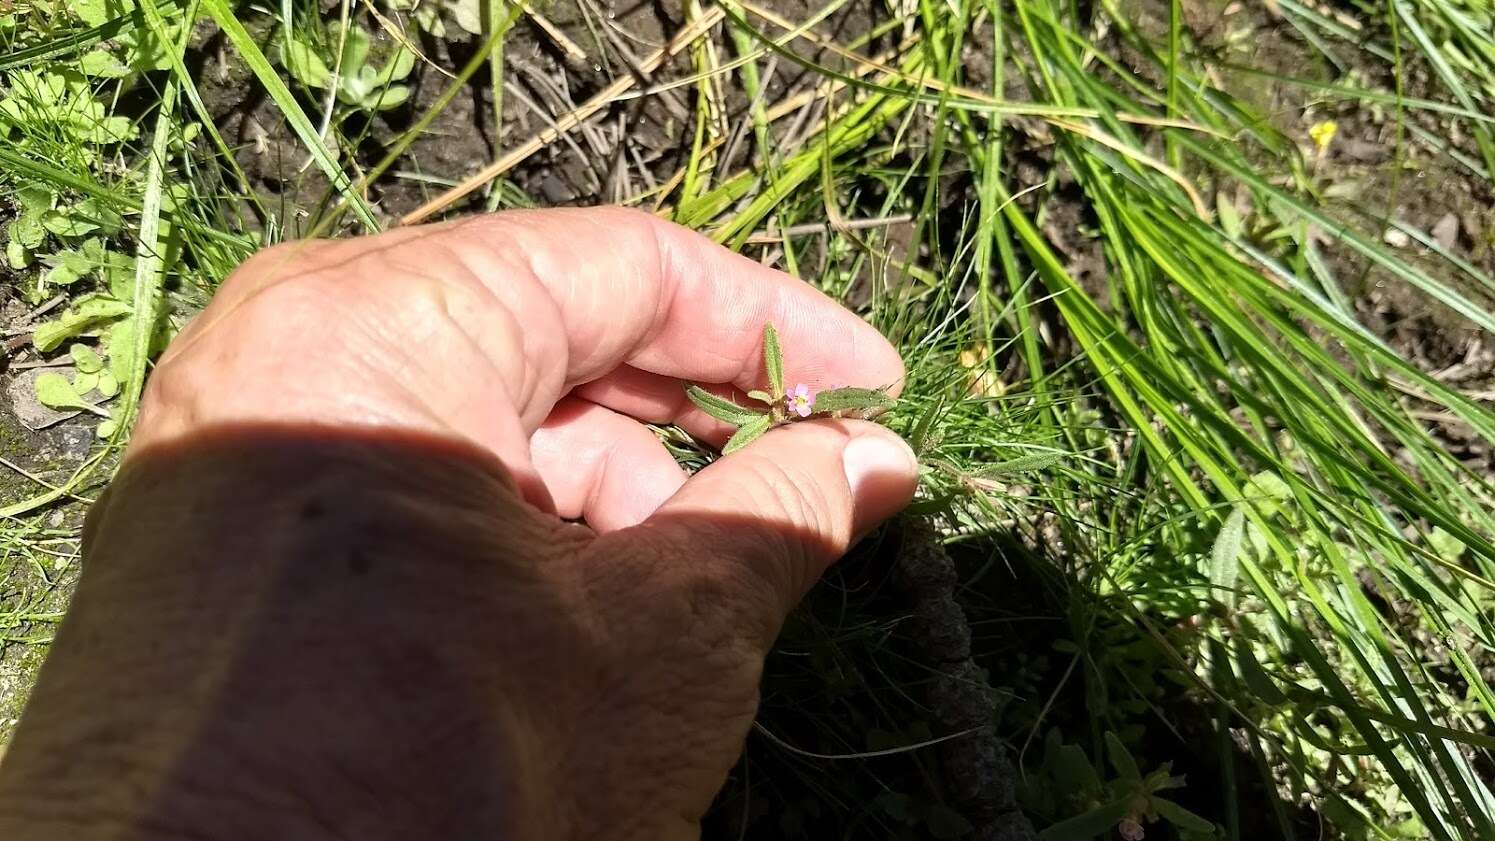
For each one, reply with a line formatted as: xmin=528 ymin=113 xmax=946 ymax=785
xmin=200 ymin=0 xmax=379 ymax=232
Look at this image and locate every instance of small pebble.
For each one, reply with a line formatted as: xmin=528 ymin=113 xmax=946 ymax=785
xmin=1431 ymin=212 xmax=1460 ymax=251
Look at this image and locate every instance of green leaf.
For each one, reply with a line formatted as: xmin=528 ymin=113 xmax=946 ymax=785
xmin=1051 ymin=743 xmax=1103 ymax=798
xmin=451 ymin=0 xmax=484 ymax=35
xmin=1234 ymin=637 xmax=1288 ymax=705
xmin=72 ymin=371 xmax=100 ymax=394
xmin=204 ymin=0 xmax=379 ymax=232
xmin=96 ymin=418 xmax=118 ymax=439
xmin=976 ymin=450 xmax=1065 ymax=477
xmin=1242 ymin=469 xmax=1292 ymax=516
xmin=95 ymin=369 xmax=119 ymax=399
xmin=1216 ymin=192 xmax=1243 ymax=239
xmin=1152 ymin=797 xmax=1215 ymax=833
xmin=746 ymin=389 xmax=773 ymax=405
xmin=811 ymin=386 xmax=896 ymax=417
xmin=762 ymin=323 xmax=784 ymax=398
xmin=684 ymin=384 xmax=763 ymax=425
xmin=1105 ymin=731 xmax=1141 ymax=782
xmin=1427 ymin=526 xmax=1466 ymax=562
xmin=87 ymin=114 xmax=135 ymax=144
xmin=338 ymin=25 xmax=371 ymax=73
xmin=107 ymin=319 xmax=135 ymax=383
xmin=42 ymin=210 xmax=100 ymax=238
xmin=31 ymin=297 xmax=133 ymax=351
xmin=79 ymin=48 xmax=129 ymax=78
xmin=375 ymin=44 xmax=416 ymax=86
xmin=926 ymin=804 xmax=972 ymax=840
xmin=10 ymin=215 xmax=45 ymax=252
xmin=367 ymin=84 xmax=410 ymax=111
xmin=1209 ymin=507 xmax=1246 ymax=605
xmin=1292 ymin=712 xmax=1376 ymax=756
xmin=16 ymin=184 xmax=52 ymax=216
xmin=103 ymin=252 xmax=137 ymax=299
xmin=43 ymin=199 xmax=123 ymax=239
xmin=282 ymin=36 xmax=331 ymax=89
xmin=6 ymin=240 xmax=29 ymax=269
xmin=43 ymin=250 xmax=91 ymax=285
xmin=72 ymin=0 xmax=122 ymax=28
xmin=1036 ymin=798 xmax=1133 ymax=840
xmin=907 ymin=395 xmax=943 ymax=454
xmin=874 ymin=790 xmax=913 ymax=823
xmin=722 ymin=413 xmax=772 ymax=454
xmin=35 ymin=372 xmax=90 ymax=411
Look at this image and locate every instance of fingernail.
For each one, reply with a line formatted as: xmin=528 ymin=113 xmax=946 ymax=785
xmin=842 ymin=431 xmax=919 ymax=536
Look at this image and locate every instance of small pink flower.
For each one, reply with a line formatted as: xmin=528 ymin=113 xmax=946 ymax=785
xmin=786 ymin=383 xmax=814 ymax=418
xmin=1117 ymin=817 xmax=1145 ymax=841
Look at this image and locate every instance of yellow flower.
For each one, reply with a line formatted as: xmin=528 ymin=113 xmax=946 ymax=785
xmin=1308 ymin=120 xmax=1338 ymax=155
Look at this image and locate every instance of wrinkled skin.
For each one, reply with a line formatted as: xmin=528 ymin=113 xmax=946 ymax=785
xmin=0 ymin=209 xmax=918 ymax=839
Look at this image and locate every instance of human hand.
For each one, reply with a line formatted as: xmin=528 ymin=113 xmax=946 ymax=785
xmin=0 ymin=208 xmax=918 ymax=839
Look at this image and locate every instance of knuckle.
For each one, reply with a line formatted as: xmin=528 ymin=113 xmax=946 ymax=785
xmin=218 ymin=239 xmax=330 ymax=300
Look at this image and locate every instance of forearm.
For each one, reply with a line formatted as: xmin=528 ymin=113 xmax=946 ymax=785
xmin=0 ymin=425 xmax=579 ymax=840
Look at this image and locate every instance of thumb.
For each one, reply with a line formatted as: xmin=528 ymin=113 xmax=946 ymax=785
xmin=637 ymin=419 xmax=918 ymax=637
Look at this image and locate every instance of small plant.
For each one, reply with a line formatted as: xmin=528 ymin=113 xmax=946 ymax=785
xmin=1022 ymin=731 xmax=1216 ymax=840
xmin=387 ymin=0 xmax=486 ymax=40
xmin=11 ymin=182 xmax=175 ymax=438
xmin=0 ymin=69 xmax=136 ymax=153
xmin=67 ymin=0 xmax=178 ymax=76
xmin=683 ymin=323 xmax=897 ymax=454
xmin=281 ymin=23 xmax=416 ymax=115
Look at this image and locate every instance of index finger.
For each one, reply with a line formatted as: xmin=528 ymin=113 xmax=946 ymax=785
xmin=441 ymin=208 xmax=904 ymax=417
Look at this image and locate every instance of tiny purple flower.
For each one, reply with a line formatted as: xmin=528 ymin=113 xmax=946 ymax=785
xmin=1117 ymin=817 xmax=1145 ymax=841
xmin=786 ymin=383 xmax=814 ymax=418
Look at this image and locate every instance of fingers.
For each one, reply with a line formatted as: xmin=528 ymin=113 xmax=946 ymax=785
xmin=137 ymin=208 xmax=904 ymax=513
xmin=433 ymin=208 xmax=905 ymax=424
xmin=628 ymin=420 xmax=918 ymax=644
xmin=530 ymin=398 xmax=688 ymax=533
xmin=572 ymin=365 xmax=742 ymax=444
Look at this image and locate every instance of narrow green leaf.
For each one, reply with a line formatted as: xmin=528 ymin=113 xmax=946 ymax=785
xmin=723 ymin=414 xmax=772 ymax=454
xmin=1210 ymin=507 xmax=1246 ymax=604
xmin=1292 ymin=713 xmax=1376 ymax=756
xmin=907 ymin=396 xmax=943 ymax=454
xmin=32 ymin=298 xmax=133 ymax=352
xmin=812 ymin=386 xmax=896 ymax=417
xmin=112 ymin=51 xmax=175 ymax=439
xmin=762 ymin=323 xmax=784 ymax=398
xmin=1105 ymin=731 xmax=1141 ymax=783
xmin=201 ymin=0 xmax=379 ymax=232
xmin=684 ymin=384 xmax=763 ymax=425
xmin=746 ymin=389 xmax=773 ymax=405
xmin=976 ymin=450 xmax=1065 ymax=477
xmin=1051 ymin=743 xmax=1103 ymax=798
xmin=1036 ymin=798 xmax=1132 ymax=840
xmin=1234 ymin=638 xmax=1288 ymax=705
xmin=1153 ymin=797 xmax=1215 ymax=833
